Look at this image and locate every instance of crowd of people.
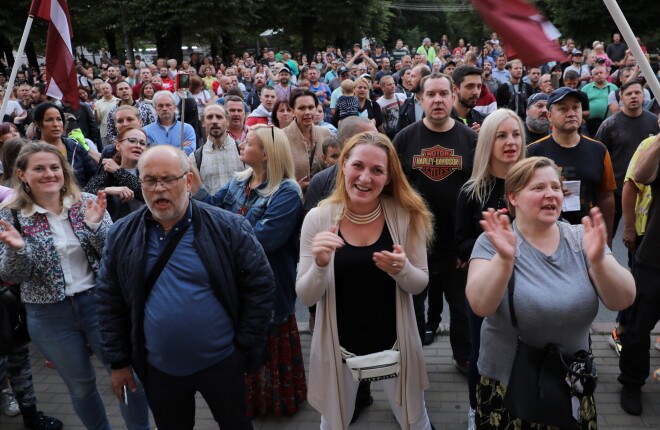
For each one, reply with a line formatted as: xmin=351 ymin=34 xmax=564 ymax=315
xmin=0 ymin=30 xmax=658 ymax=430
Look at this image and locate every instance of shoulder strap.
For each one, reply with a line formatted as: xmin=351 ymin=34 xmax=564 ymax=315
xmin=10 ymin=210 xmax=21 ymax=235
xmin=507 ymin=270 xmax=518 ymax=328
xmin=194 ymin=147 xmax=203 ymax=171
xmin=144 ymin=226 xmax=188 ymax=297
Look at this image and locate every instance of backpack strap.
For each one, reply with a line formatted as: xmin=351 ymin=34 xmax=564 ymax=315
xmin=194 ymin=147 xmax=203 ymax=171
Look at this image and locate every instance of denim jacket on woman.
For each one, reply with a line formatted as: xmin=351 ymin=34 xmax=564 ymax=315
xmin=197 ymin=176 xmax=303 ymax=324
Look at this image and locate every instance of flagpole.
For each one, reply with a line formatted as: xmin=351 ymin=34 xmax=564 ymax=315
xmin=602 ymin=0 xmax=660 ymax=102
xmin=0 ymin=16 xmax=34 ymax=120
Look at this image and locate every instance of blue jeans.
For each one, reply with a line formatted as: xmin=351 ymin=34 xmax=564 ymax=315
xmin=25 ymin=290 xmax=150 ymax=430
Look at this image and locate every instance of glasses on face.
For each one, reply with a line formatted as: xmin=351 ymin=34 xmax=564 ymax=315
xmin=139 ymin=173 xmax=187 ymax=191
xmin=119 ymin=137 xmax=149 ymax=147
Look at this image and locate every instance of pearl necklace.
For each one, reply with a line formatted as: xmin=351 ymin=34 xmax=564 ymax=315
xmin=345 ymin=204 xmax=382 ymax=225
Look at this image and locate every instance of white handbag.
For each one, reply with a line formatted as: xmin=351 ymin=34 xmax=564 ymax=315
xmin=340 ymin=341 xmax=400 ymax=382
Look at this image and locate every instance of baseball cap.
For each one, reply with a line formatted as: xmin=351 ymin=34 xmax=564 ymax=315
xmin=359 ymin=73 xmax=372 ymax=80
xmin=279 ymin=66 xmax=291 ymax=74
xmin=338 ymin=66 xmax=350 ymax=74
xmin=443 ymin=60 xmax=456 ymax=69
xmin=547 ymin=87 xmax=589 ymax=110
xmin=527 ymin=93 xmax=549 ymax=109
xmin=595 ymin=57 xmax=606 ymax=63
xmin=571 ymin=49 xmax=583 ymax=56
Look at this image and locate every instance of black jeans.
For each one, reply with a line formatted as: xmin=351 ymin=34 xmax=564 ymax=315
xmin=145 ymin=349 xmax=252 ymax=430
xmin=467 ymin=303 xmax=483 ymax=409
xmin=619 ymin=262 xmax=660 ymax=387
xmin=413 ymin=253 xmax=470 ymax=361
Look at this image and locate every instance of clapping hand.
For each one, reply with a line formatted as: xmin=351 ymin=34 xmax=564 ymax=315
xmin=311 ymin=225 xmax=344 ymax=267
xmin=582 ymin=207 xmax=606 ymax=265
xmin=102 ymin=157 xmax=120 ymax=174
xmin=373 ymin=244 xmax=406 ymax=275
xmin=0 ymin=220 xmax=25 ymax=251
xmin=479 ymin=208 xmax=515 ymax=261
xmin=85 ymin=191 xmax=107 ymax=224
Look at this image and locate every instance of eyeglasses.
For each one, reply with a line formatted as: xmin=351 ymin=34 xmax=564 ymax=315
xmin=139 ymin=173 xmax=187 ymax=191
xmin=119 ymin=137 xmax=149 ymax=147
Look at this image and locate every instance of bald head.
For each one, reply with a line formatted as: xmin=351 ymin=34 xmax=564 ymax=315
xmin=138 ymin=144 xmax=189 ymax=174
xmin=337 ymin=116 xmax=377 ymax=144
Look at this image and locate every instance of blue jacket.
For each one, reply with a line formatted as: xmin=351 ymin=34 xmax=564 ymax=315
xmin=62 ymin=136 xmax=97 ymax=187
xmin=95 ymin=199 xmax=275 ymax=379
xmin=198 ymin=176 xmax=303 ymax=324
xmin=143 ymin=119 xmax=197 ymax=155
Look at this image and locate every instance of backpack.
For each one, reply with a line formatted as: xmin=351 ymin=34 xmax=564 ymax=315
xmin=0 ymin=210 xmax=30 ymax=355
xmin=193 ymin=138 xmax=241 ymax=171
xmin=506 ymin=81 xmax=531 ymax=117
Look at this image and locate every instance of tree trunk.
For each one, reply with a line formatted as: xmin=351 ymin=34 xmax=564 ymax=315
xmin=165 ymin=25 xmax=182 ymax=62
xmin=122 ymin=23 xmax=134 ymax=63
xmin=25 ymin=38 xmax=39 ymax=70
xmin=156 ymin=34 xmax=166 ymax=60
xmin=301 ymin=16 xmax=316 ymax=61
xmin=105 ymin=31 xmax=117 ymax=58
xmin=210 ymin=41 xmax=218 ymax=59
xmin=0 ymin=34 xmax=14 ymax=68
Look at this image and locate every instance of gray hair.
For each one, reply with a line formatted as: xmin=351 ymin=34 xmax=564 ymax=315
xmin=152 ymin=90 xmax=179 ymax=117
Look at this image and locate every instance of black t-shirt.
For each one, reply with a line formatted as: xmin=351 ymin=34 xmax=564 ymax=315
xmin=304 ymin=164 xmax=337 ymax=211
xmin=526 ymin=134 xmax=616 ymax=224
xmin=595 ymin=111 xmax=660 ymax=193
xmin=637 ymin=173 xmax=660 ymax=270
xmin=454 ymin=177 xmax=509 ymax=262
xmin=525 ymin=125 xmax=549 ymax=144
xmin=335 ymin=225 xmax=396 ymax=355
xmin=393 ymin=120 xmax=477 ymax=254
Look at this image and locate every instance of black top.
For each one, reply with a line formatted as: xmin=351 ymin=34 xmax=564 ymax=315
xmin=524 ymin=124 xmax=548 ymax=144
xmin=393 ymin=120 xmax=477 ymax=255
xmin=454 ymin=177 xmax=510 ymax=262
xmin=637 ymin=173 xmax=660 ymax=270
xmin=335 ymin=224 xmax=396 ymax=355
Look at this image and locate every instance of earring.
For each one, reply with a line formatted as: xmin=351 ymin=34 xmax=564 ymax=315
xmin=22 ymin=182 xmax=31 ymax=194
xmin=60 ymin=185 xmax=67 ymax=194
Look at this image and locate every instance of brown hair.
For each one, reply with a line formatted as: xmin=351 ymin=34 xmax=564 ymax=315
xmin=1 ymin=137 xmax=28 ymax=185
xmin=323 ymin=131 xmax=433 ymax=244
xmin=7 ymin=141 xmax=80 ymax=210
xmin=504 ymin=156 xmax=561 ymax=216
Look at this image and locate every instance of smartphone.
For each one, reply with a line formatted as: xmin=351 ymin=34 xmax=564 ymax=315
xmin=551 ymin=74 xmax=560 ymax=91
xmin=122 ymin=385 xmax=128 ymax=405
xmin=176 ymin=73 xmax=190 ymax=89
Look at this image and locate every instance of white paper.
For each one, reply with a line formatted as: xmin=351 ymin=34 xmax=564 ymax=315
xmin=562 ymin=180 xmax=581 ymax=212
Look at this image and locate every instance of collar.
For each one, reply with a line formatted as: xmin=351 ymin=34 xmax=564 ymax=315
xmin=22 ymin=195 xmax=76 ymax=217
xmin=145 ymin=201 xmax=193 ymax=234
xmin=204 ymin=135 xmax=234 ymax=151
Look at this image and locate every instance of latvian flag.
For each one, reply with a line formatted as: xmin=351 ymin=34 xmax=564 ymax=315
xmin=29 ymin=0 xmax=79 ymax=110
xmin=470 ymin=0 xmax=569 ymax=67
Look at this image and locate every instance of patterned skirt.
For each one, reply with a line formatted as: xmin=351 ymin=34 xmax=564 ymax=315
xmin=476 ymin=376 xmax=597 ymax=430
xmin=245 ymin=315 xmax=307 ymax=417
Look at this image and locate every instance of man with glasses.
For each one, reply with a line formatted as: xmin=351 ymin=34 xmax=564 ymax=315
xmin=97 ymin=144 xmax=275 ymax=430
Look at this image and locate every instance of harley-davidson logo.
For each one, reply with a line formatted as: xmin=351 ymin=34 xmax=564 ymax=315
xmin=412 ymin=145 xmax=462 ymax=181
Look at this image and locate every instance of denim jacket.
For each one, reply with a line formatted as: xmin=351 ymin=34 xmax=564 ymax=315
xmin=198 ymin=176 xmax=303 ymax=324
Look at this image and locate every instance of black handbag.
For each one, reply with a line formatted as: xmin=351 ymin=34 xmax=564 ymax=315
xmin=502 ymin=271 xmax=598 ymax=429
xmin=0 ymin=210 xmax=31 ymax=355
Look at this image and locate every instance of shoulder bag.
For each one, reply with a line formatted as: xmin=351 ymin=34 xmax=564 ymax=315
xmin=502 ymin=271 xmax=598 ymax=428
xmin=340 ymin=340 xmax=400 ymax=382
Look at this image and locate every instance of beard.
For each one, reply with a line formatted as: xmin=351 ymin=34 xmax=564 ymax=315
xmin=527 ymin=117 xmax=550 ymax=133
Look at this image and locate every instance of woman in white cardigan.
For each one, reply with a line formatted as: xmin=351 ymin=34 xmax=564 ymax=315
xmin=296 ymin=132 xmax=435 ymax=430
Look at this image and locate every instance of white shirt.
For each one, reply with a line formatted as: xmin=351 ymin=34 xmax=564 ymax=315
xmin=22 ymin=196 xmax=98 ymax=296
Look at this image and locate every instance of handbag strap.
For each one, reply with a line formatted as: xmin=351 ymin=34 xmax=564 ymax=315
xmin=144 ymin=225 xmax=188 ymax=297
xmin=507 ymin=270 xmax=518 ymax=328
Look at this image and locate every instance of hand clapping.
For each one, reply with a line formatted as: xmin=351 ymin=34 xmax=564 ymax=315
xmin=311 ymin=225 xmax=344 ymax=267
xmin=85 ymin=191 xmax=107 ymax=224
xmin=373 ymin=244 xmax=406 ymax=275
xmin=582 ymin=207 xmax=606 ymax=265
xmin=479 ymin=208 xmax=516 ymax=261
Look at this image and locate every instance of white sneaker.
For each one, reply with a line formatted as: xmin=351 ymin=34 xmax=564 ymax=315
xmin=0 ymin=388 xmax=20 ymax=417
xmin=468 ymin=408 xmax=476 ymax=430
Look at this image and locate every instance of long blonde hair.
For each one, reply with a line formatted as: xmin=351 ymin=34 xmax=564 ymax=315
xmin=5 ymin=141 xmax=80 ymax=210
xmin=463 ymin=108 xmax=525 ymax=205
xmin=323 ymin=132 xmax=433 ymax=244
xmin=236 ymin=124 xmax=299 ymax=197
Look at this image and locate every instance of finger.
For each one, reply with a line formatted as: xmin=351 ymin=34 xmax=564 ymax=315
xmin=392 ymin=244 xmax=404 ymax=254
xmin=328 ymin=225 xmax=338 ymax=234
xmin=126 ymin=374 xmax=137 ymax=392
xmin=0 ymin=219 xmax=14 ymax=232
xmin=112 ymin=383 xmax=124 ymax=403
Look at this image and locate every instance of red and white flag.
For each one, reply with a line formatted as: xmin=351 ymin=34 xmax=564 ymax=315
xmin=29 ymin=0 xmax=79 ymax=110
xmin=470 ymin=0 xmax=569 ymax=67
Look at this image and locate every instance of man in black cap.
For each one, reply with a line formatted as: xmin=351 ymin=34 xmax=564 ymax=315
xmin=563 ymin=50 xmax=591 ymax=90
xmin=525 ymin=93 xmax=550 ymax=143
xmin=527 ymin=87 xmax=616 ymax=245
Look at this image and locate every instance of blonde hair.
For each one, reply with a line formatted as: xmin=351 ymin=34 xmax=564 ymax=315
xmin=323 ymin=132 xmax=433 ymax=244
xmin=5 ymin=141 xmax=80 ymax=210
xmin=236 ymin=125 xmax=299 ymax=197
xmin=340 ymin=79 xmax=355 ymax=95
xmin=353 ymin=77 xmax=371 ymax=100
xmin=504 ymin=156 xmax=561 ymax=216
xmin=463 ymin=109 xmax=525 ymax=205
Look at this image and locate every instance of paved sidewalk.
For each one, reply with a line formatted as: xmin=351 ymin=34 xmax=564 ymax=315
xmin=2 ymin=328 xmax=660 ymax=429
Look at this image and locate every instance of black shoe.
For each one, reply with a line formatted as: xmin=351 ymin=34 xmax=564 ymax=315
xmin=351 ymin=392 xmax=374 ymax=424
xmin=423 ymin=330 xmax=435 ymax=346
xmin=620 ymin=384 xmax=642 ymax=415
xmin=23 ymin=411 xmax=63 ymax=430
